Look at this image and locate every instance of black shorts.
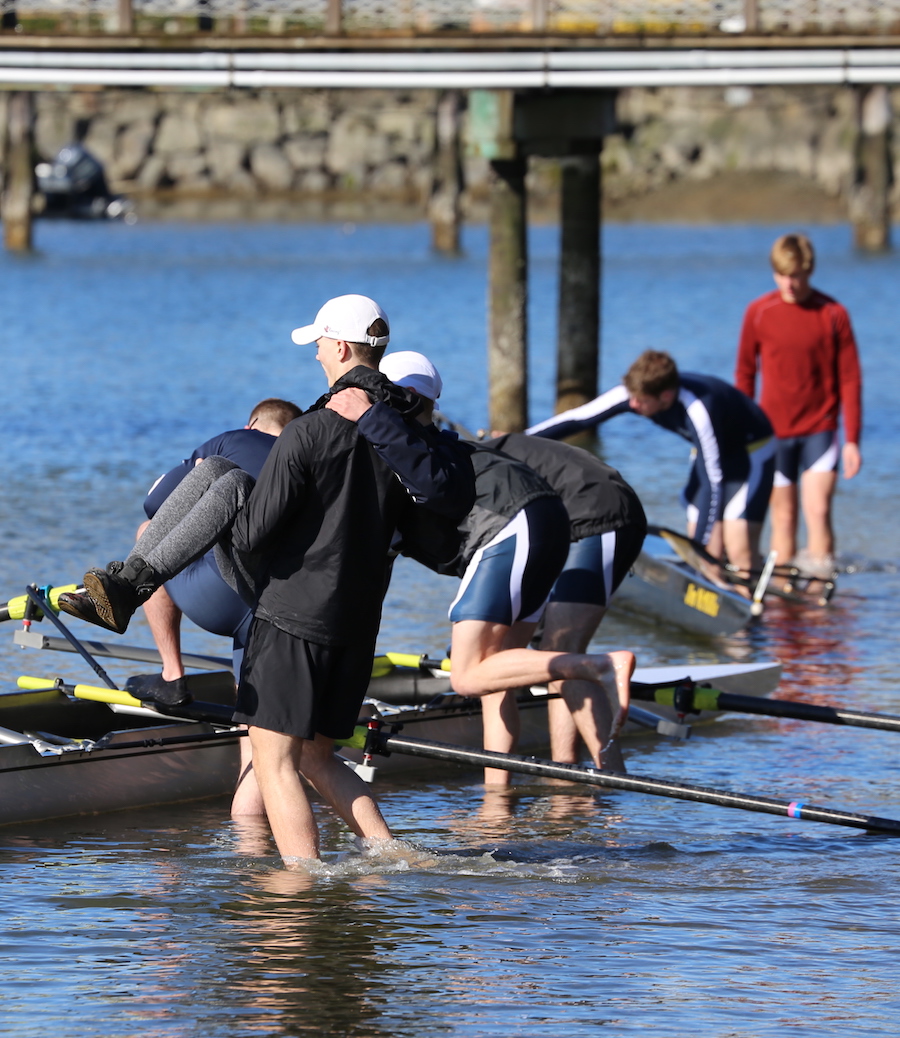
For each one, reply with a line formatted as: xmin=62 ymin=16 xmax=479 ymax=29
xmin=233 ymin=618 xmax=374 ymax=740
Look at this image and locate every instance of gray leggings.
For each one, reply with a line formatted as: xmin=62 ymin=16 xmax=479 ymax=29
xmin=131 ymin=456 xmax=259 ymax=604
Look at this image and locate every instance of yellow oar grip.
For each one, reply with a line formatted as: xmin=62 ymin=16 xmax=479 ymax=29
xmin=72 ymin=684 xmax=145 ymax=708
xmin=370 ymin=656 xmax=395 ymax=679
xmin=18 ymin=676 xmax=144 ymax=709
xmin=652 ymin=686 xmax=721 ymax=712
xmin=3 ymin=585 xmax=79 ymax=621
xmin=384 ymin=652 xmax=452 ymax=672
xmin=335 ymin=725 xmax=369 ymax=751
xmin=17 ymin=676 xmax=58 ymax=691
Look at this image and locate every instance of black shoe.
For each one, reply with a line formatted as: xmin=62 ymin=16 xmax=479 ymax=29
xmin=57 ymin=589 xmax=122 ymax=634
xmin=125 ymin=673 xmax=193 ymax=708
xmin=82 ymin=559 xmax=156 ymax=635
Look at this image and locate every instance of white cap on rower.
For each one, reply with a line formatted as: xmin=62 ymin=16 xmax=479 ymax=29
xmin=291 ymin=294 xmax=390 ymax=347
xmin=380 ymin=351 xmax=443 ymax=401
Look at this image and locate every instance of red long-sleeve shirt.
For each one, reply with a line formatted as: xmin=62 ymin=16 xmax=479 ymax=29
xmin=735 ymin=288 xmax=862 ymax=444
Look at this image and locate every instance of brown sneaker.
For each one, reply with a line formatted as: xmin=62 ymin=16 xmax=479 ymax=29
xmin=57 ymin=588 xmax=121 ymax=634
xmin=81 ymin=563 xmax=145 ymax=635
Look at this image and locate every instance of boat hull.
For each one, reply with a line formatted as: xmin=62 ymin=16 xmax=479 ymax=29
xmin=0 ymin=688 xmax=240 ymax=826
xmin=2 ymin=639 xmax=780 ymax=816
xmin=0 ymin=728 xmax=240 ymax=825
xmin=612 ymin=548 xmax=754 ymax=637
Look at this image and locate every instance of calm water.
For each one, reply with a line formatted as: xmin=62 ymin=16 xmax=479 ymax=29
xmin=1 ymin=220 xmax=899 ymax=1037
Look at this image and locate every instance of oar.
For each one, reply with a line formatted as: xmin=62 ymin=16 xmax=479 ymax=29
xmin=343 ymin=721 xmax=900 ymax=836
xmin=384 ymin=651 xmax=451 ymax=672
xmin=648 ymin=525 xmax=831 ymax=605
xmin=17 ymin=676 xmax=237 ymax=724
xmin=0 ymin=584 xmax=77 ymax=622
xmin=632 ymin=680 xmax=900 ymax=733
xmin=22 ymin=586 xmax=118 ymax=690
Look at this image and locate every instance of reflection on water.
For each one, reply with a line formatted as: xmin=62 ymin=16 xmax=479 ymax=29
xmin=2 ymin=221 xmax=900 ymax=1037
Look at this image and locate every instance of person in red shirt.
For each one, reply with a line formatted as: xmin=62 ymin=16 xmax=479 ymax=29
xmin=735 ymin=233 xmax=862 ymax=576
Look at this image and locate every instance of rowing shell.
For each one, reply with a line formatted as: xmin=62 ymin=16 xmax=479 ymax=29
xmin=611 ymin=533 xmax=755 ymax=638
xmin=3 ymin=626 xmax=781 ymax=815
xmin=0 ymin=682 xmax=241 ymax=825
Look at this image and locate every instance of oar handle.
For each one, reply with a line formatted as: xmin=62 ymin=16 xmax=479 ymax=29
xmin=18 ymin=675 xmax=144 ymax=708
xmin=17 ymin=675 xmax=237 ymax=724
xmin=384 ymin=652 xmax=451 ymax=672
xmin=0 ymin=584 xmax=78 ymax=622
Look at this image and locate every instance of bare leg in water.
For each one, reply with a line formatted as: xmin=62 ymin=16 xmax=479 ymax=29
xmin=450 ymin=616 xmax=634 ymax=785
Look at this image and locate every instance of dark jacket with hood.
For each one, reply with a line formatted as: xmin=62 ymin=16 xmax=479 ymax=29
xmin=230 ymin=367 xmax=474 ymax=648
xmin=486 ymin=433 xmax=646 ymax=541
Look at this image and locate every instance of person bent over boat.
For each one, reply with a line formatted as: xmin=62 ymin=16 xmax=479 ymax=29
xmin=61 ymin=295 xmax=476 ymax=862
xmin=527 ymin=350 xmax=775 ymax=587
xmin=372 ymin=353 xmax=636 ymax=786
xmin=735 ymin=232 xmax=863 ymax=578
xmin=485 ymin=433 xmax=647 ymax=773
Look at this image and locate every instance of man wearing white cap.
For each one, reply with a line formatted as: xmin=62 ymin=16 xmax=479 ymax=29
xmin=375 ymin=351 xmax=635 ymax=784
xmin=60 ymin=296 xmax=475 ymax=862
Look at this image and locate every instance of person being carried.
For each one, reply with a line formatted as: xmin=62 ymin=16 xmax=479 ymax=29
xmin=484 ymin=433 xmax=647 ymax=773
xmin=371 ymin=352 xmax=636 ymax=786
xmin=527 ymin=350 xmax=775 ymax=587
xmin=133 ymin=397 xmax=302 ymax=710
xmin=735 ymin=232 xmax=863 ymax=578
xmin=60 ymin=295 xmax=476 ymax=863
xmin=126 ymin=398 xmax=301 ymax=818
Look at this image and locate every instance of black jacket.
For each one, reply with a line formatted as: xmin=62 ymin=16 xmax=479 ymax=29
xmin=486 ymin=433 xmax=647 ymax=541
xmin=434 ymin=442 xmax=559 ymax=577
xmin=231 ymin=367 xmax=475 ymax=647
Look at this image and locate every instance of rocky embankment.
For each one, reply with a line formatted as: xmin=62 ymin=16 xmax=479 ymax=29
xmin=1 ymin=83 xmax=896 ymax=221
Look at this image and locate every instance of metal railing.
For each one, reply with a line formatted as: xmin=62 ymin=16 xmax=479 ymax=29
xmin=1 ymin=0 xmax=899 ymax=35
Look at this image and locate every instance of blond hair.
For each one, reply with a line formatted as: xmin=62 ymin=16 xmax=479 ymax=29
xmin=770 ymin=233 xmax=815 ymax=275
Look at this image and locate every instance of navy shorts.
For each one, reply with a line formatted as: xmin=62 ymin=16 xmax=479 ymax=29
xmin=684 ymin=438 xmax=775 ymax=526
xmin=548 ymin=523 xmax=646 ymax=608
xmin=234 ymin=618 xmax=374 ymax=740
xmin=449 ymin=496 xmax=569 ymax=625
xmin=166 ymin=552 xmax=253 ymax=674
xmin=773 ymin=430 xmax=839 ymax=488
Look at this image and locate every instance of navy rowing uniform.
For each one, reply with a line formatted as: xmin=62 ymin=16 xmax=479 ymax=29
xmin=527 ymin=374 xmax=774 ymax=546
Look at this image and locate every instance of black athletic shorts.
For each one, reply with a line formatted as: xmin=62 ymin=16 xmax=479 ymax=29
xmin=233 ymin=617 xmax=374 ymax=740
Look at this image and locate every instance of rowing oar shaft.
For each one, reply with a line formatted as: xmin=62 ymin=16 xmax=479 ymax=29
xmin=374 ymin=731 xmax=900 ymax=835
xmin=632 ymin=683 xmax=900 ymax=733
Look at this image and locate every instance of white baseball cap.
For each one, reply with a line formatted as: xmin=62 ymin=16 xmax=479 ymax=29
xmin=291 ymin=294 xmax=390 ymax=347
xmin=380 ymin=351 xmax=443 ymax=401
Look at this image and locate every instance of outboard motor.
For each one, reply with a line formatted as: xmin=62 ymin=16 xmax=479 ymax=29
xmin=35 ymin=143 xmax=133 ymax=220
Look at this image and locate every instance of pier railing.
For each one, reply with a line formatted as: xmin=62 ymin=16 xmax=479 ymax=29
xmin=2 ymin=0 xmax=900 ymax=38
